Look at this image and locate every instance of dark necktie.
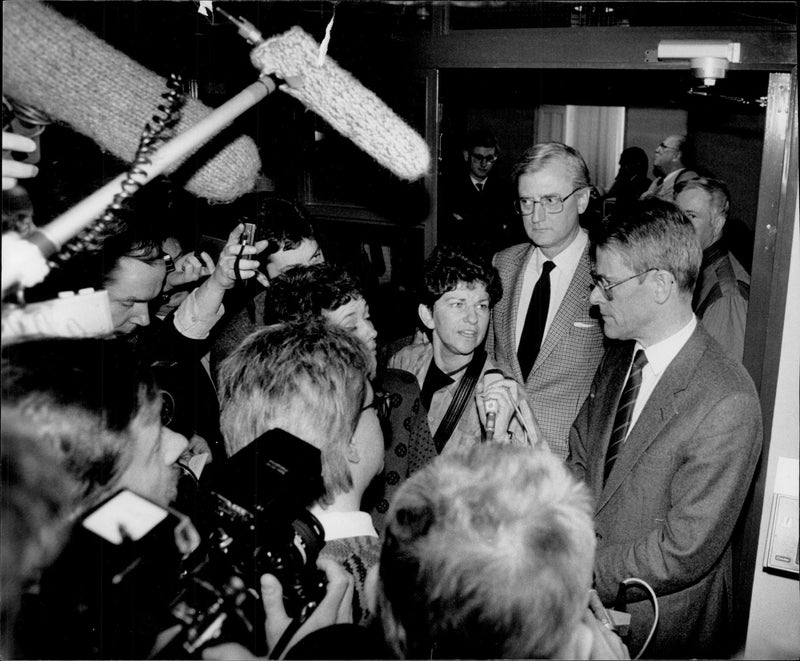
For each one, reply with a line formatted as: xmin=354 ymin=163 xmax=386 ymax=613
xmin=604 ymin=349 xmax=648 ymax=485
xmin=517 ymin=260 xmax=555 ymax=380
xmin=475 ymin=182 xmax=484 ymax=192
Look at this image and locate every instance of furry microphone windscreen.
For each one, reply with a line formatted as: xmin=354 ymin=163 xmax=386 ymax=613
xmin=2 ymin=1 xmax=261 ymax=203
xmin=251 ymin=26 xmax=431 ymax=182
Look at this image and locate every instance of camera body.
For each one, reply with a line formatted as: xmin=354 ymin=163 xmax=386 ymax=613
xmin=158 ymin=429 xmax=328 ymax=658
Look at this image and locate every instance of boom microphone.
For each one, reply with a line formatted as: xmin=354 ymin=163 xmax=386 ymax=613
xmin=251 ymin=26 xmax=431 ymax=182
xmin=2 ymin=1 xmax=261 ymax=203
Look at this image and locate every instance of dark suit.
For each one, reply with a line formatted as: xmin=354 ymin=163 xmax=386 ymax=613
xmin=568 ymin=324 xmax=762 ymax=658
xmin=439 ymin=171 xmax=523 ymax=255
xmin=487 ymin=242 xmax=606 ymax=458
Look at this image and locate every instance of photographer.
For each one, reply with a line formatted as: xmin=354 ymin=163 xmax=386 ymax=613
xmin=206 ymin=319 xmax=379 ymax=657
xmin=1 ymin=337 xmax=191 ymax=658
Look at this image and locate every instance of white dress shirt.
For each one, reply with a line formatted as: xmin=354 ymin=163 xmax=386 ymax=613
xmin=515 ymin=229 xmax=588 ymax=351
xmin=627 ymin=315 xmax=697 ymax=436
xmin=314 ymin=510 xmax=378 ymax=542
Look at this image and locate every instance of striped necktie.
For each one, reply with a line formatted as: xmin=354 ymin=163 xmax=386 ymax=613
xmin=604 ymin=349 xmax=648 ymax=485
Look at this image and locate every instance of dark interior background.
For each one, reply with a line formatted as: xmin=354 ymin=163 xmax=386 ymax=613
xmin=17 ymin=1 xmax=789 ymax=343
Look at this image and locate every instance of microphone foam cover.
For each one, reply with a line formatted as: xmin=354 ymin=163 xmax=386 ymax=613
xmin=2 ymin=1 xmax=261 ymax=203
xmin=251 ymin=27 xmax=430 ymax=182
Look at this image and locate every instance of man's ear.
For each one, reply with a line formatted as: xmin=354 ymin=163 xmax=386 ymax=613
xmin=418 ymin=303 xmax=435 ymax=331
xmin=711 ymin=211 xmax=727 ymax=240
xmin=652 ymin=269 xmax=675 ymax=304
xmin=462 ymin=149 xmax=469 ymax=164
xmin=576 ymin=187 xmax=592 ymax=215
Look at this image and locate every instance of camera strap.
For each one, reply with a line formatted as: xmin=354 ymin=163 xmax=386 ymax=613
xmin=432 ymin=348 xmax=487 ymax=454
xmin=269 ymin=615 xmax=305 ymax=660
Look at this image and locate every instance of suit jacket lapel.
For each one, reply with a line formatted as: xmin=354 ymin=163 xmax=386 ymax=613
xmin=531 ymin=246 xmax=593 ymax=376
xmin=506 ymin=245 xmax=535 ymax=383
xmin=596 ymin=326 xmax=708 ymax=513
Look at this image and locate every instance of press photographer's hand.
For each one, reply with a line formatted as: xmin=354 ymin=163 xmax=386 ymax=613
xmin=261 ymin=557 xmax=353 ymax=659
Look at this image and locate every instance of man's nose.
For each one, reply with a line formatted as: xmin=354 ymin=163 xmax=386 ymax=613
xmin=131 ymin=303 xmax=151 ymax=327
xmin=589 ymin=285 xmax=605 ymax=306
xmin=465 ymin=306 xmax=478 ymax=323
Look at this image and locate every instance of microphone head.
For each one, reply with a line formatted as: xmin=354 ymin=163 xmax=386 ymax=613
xmin=251 ymin=26 xmax=431 ymax=182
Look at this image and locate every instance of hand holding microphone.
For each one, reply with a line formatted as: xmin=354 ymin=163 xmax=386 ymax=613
xmin=477 ymin=370 xmax=547 ymax=449
xmin=478 ymin=369 xmax=511 ymax=443
xmin=484 ymin=399 xmax=499 ymax=442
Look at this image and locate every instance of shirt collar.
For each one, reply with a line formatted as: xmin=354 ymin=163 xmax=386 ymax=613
xmin=315 ymin=510 xmax=378 ymax=542
xmin=636 ymin=315 xmax=697 ymax=376
xmin=535 ymin=228 xmax=588 ymax=273
xmin=470 ymin=174 xmax=488 ymax=186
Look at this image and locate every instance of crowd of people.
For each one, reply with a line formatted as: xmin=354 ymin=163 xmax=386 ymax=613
xmin=2 ymin=106 xmax=762 ymax=660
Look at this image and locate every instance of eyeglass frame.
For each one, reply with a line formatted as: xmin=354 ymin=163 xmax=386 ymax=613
xmin=655 ymin=142 xmax=679 ymax=153
xmin=514 ymin=186 xmax=584 ymax=216
xmin=590 ymin=267 xmax=658 ymax=300
xmin=469 ymin=152 xmax=498 ymax=165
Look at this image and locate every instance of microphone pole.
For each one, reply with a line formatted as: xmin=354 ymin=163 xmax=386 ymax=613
xmin=28 ymin=78 xmax=276 ymax=260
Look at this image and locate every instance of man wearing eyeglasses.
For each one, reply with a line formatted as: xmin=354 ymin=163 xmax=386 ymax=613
xmin=568 ymin=197 xmax=762 ymax=658
xmin=640 ymin=134 xmax=697 ymax=201
xmin=486 ymin=142 xmax=607 ymax=459
xmin=439 ymin=128 xmax=521 ymax=255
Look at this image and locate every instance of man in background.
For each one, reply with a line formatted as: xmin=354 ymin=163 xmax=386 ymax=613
xmin=439 ymin=128 xmax=521 ymax=255
xmin=640 ymin=134 xmax=697 ymax=200
xmin=675 ymin=176 xmax=749 ymax=361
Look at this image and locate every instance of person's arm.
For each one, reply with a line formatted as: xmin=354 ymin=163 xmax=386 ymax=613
xmin=173 ymin=224 xmax=268 ymax=340
xmin=567 ymin=386 xmax=593 ymax=483
xmin=387 ymin=334 xmax=430 ymax=375
xmin=475 ymin=375 xmax=545 ymax=449
xmin=593 ymin=389 xmax=762 ymax=601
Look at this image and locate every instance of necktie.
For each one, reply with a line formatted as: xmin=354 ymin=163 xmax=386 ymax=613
xmin=603 ymin=349 xmax=648 ymax=485
xmin=517 ymin=261 xmax=555 ymax=380
xmin=475 ymin=182 xmax=484 ymax=192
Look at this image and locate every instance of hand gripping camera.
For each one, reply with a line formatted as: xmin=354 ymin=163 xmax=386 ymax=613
xmin=155 ymin=429 xmax=328 ymax=658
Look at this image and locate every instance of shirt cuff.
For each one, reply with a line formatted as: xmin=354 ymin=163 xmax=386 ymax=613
xmin=173 ymin=289 xmax=224 ymax=339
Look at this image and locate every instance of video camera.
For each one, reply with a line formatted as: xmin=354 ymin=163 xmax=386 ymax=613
xmin=153 ymin=428 xmax=328 ymax=658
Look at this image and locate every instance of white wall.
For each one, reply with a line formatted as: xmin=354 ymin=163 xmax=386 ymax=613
xmin=744 ymin=203 xmax=800 ymax=659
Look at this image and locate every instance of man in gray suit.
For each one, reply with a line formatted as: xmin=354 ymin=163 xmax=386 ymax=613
xmin=487 ymin=142 xmax=606 ymax=458
xmin=568 ymin=198 xmax=762 ymax=658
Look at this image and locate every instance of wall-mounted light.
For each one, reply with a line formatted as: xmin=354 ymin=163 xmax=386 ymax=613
xmin=657 ymin=40 xmax=742 ymax=86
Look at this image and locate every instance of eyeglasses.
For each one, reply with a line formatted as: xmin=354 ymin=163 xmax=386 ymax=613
xmin=590 ymin=268 xmax=657 ymax=300
xmin=514 ymin=187 xmax=583 ymax=215
xmin=470 ymin=152 xmax=497 ymax=165
xmin=655 ymin=142 xmax=678 ymax=153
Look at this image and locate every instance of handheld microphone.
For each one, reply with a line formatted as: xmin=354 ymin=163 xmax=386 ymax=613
xmin=485 ymin=399 xmax=498 ymax=442
xmin=483 ymin=368 xmax=505 ymax=442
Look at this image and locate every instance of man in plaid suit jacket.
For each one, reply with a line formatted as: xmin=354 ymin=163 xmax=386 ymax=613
xmin=486 ymin=143 xmax=606 ymax=458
